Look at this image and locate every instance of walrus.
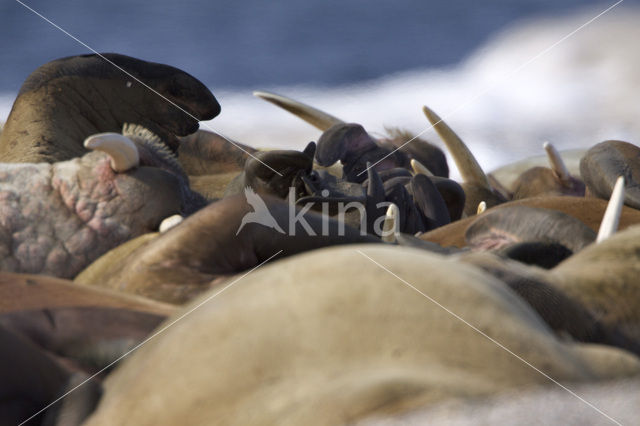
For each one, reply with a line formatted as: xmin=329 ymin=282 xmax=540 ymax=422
xmin=420 ymin=196 xmax=640 ymax=249
xmin=83 ymin=245 xmax=639 ymax=425
xmin=580 ymin=140 xmax=640 ymax=209
xmin=0 ymin=132 xmax=191 ymax=278
xmin=253 ymin=90 xmax=449 ymax=178
xmin=177 ymin=129 xmax=258 ymax=201
xmin=75 ymin=194 xmax=380 ymax=303
xmin=0 ymin=324 xmax=102 ymax=426
xmin=0 ymin=53 xmax=220 ymax=163
xmin=510 ymin=142 xmax=585 ymax=199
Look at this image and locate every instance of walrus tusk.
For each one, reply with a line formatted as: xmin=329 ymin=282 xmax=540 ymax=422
xmin=159 ymin=214 xmax=184 ymax=233
xmin=410 ymin=158 xmax=434 ymax=177
xmin=84 ymin=133 xmax=140 ymax=172
xmin=543 ymin=141 xmax=571 ymax=184
xmin=596 ymin=176 xmax=625 ymax=243
xmin=253 ymin=90 xmax=344 ymax=131
xmin=477 ymin=201 xmax=487 ymax=215
xmin=381 ymin=203 xmax=400 ymax=243
xmin=422 ymin=105 xmax=491 ymax=190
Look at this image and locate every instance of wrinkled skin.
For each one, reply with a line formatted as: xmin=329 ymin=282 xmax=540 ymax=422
xmin=0 ymin=151 xmax=183 ymax=278
xmin=76 ymin=195 xmax=379 ymax=304
xmin=0 ymin=53 xmax=220 ymax=163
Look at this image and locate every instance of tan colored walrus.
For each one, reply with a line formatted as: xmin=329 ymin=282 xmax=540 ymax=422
xmin=84 ymin=245 xmax=639 ymax=425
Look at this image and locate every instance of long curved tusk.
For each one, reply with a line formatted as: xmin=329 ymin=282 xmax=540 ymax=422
xmin=253 ymin=90 xmax=345 ymax=131
xmin=410 ymin=158 xmax=434 ymax=177
xmin=381 ymin=203 xmax=400 ymax=243
xmin=543 ymin=141 xmax=571 ymax=184
xmin=477 ymin=201 xmax=487 ymax=215
xmin=159 ymin=214 xmax=184 ymax=233
xmin=422 ymin=106 xmax=490 ymax=189
xmin=84 ymin=133 xmax=140 ymax=172
xmin=596 ymin=176 xmax=625 ymax=243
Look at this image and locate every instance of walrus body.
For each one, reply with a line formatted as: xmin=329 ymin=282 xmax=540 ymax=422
xmin=76 ymin=195 xmax=379 ymax=304
xmin=420 ymin=196 xmax=640 ymax=249
xmin=84 ymin=245 xmax=639 ymax=425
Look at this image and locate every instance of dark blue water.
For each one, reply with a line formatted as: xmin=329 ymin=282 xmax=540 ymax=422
xmin=0 ymin=0 xmax=632 ymax=92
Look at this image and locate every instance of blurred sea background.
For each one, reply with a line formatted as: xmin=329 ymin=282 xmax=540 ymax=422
xmin=1 ymin=0 xmax=639 ymax=177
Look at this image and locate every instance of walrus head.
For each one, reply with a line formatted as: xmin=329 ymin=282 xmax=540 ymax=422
xmin=0 ymin=53 xmax=220 ymax=163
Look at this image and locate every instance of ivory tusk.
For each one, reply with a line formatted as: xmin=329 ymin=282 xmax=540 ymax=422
xmin=253 ymin=90 xmax=344 ymax=131
xmin=543 ymin=141 xmax=571 ymax=184
xmin=84 ymin=133 xmax=140 ymax=172
xmin=477 ymin=201 xmax=487 ymax=215
xmin=596 ymin=176 xmax=625 ymax=243
xmin=381 ymin=203 xmax=400 ymax=243
xmin=422 ymin=105 xmax=490 ymax=189
xmin=410 ymin=158 xmax=434 ymax=177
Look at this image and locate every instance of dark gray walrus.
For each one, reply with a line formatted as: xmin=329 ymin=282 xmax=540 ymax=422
xmin=0 ymin=53 xmax=220 ymax=163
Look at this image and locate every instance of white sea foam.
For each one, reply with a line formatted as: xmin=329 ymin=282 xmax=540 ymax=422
xmin=2 ymin=6 xmax=639 ymax=180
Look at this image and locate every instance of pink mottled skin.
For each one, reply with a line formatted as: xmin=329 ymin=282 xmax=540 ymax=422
xmin=0 ymin=151 xmax=183 ymax=278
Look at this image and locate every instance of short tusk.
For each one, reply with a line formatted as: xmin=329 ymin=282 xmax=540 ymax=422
xmin=410 ymin=158 xmax=434 ymax=177
xmin=84 ymin=133 xmax=140 ymax=172
xmin=422 ymin=105 xmax=491 ymax=189
xmin=477 ymin=201 xmax=487 ymax=215
xmin=543 ymin=141 xmax=571 ymax=184
xmin=159 ymin=214 xmax=184 ymax=233
xmin=596 ymin=176 xmax=625 ymax=243
xmin=381 ymin=203 xmax=400 ymax=243
xmin=253 ymin=90 xmax=345 ymax=131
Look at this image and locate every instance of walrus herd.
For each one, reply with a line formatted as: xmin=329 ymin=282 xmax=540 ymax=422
xmin=1 ymin=53 xmax=639 ymax=425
